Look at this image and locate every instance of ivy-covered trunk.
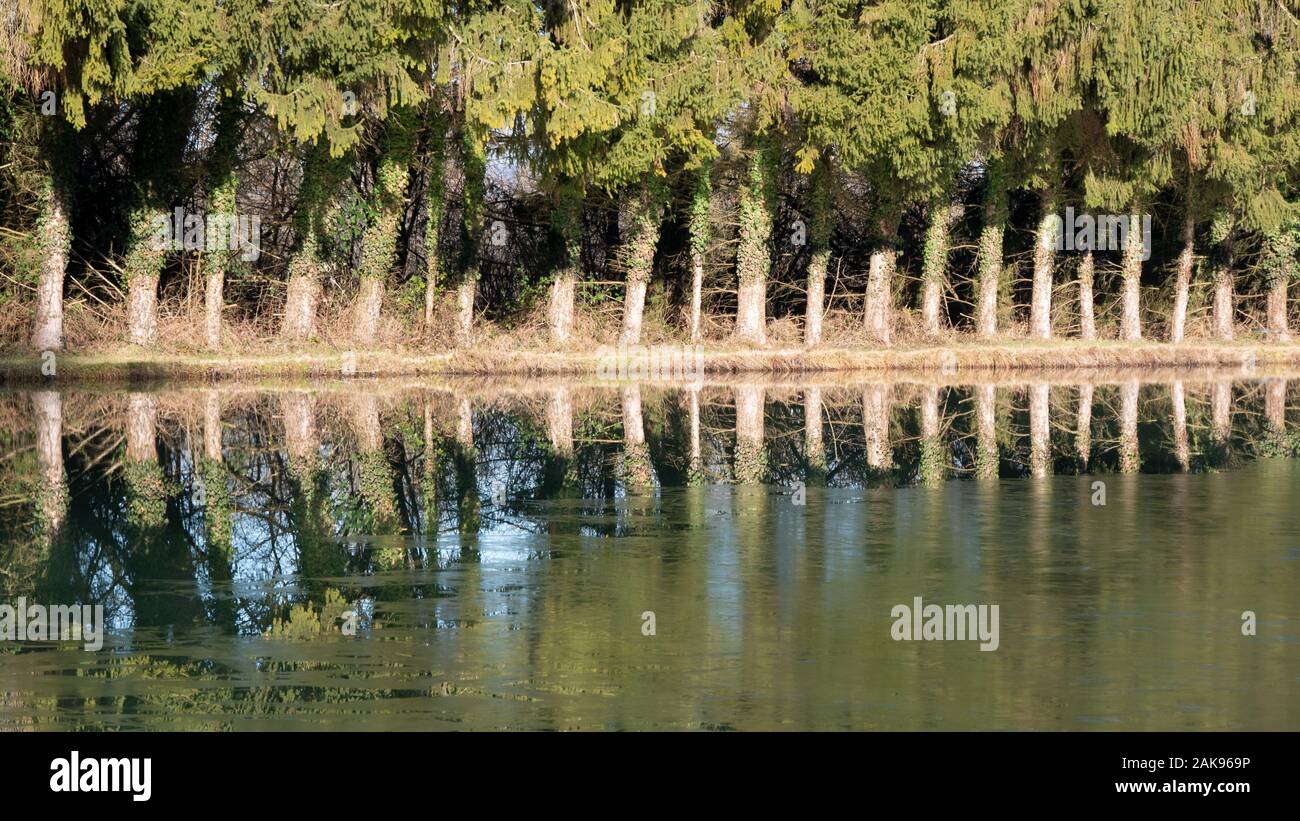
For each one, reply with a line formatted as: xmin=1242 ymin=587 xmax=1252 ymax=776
xmin=125 ymin=207 xmax=166 ymax=346
xmin=864 ymin=220 xmax=898 ymax=346
xmin=621 ymin=184 xmax=660 ymax=345
xmin=1120 ymin=210 xmax=1143 ymax=340
xmin=1030 ymin=195 xmax=1057 ymax=340
xmin=204 ymin=96 xmax=242 ymax=350
xmin=975 ymin=174 xmax=1006 ymax=339
xmin=282 ymin=143 xmax=342 ymax=342
xmin=688 ymin=169 xmax=711 ymax=344
xmin=283 ymin=230 xmax=322 ymax=341
xmin=547 ymin=196 xmax=581 ymax=345
xmin=1078 ymin=251 xmax=1096 ymax=340
xmin=31 ymin=177 xmax=70 ymax=351
xmin=921 ymin=203 xmax=960 ymax=337
xmin=1170 ymin=211 xmax=1195 ymax=343
xmin=734 ymin=149 xmax=773 ymax=345
xmin=804 ymin=166 xmax=832 ymax=347
xmin=353 ymin=135 xmax=412 ymax=345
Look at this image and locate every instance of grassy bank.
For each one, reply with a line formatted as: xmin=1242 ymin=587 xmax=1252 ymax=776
xmin=3 ymin=339 xmax=1300 ymax=384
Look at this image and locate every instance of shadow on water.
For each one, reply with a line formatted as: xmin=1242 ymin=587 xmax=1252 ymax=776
xmin=1 ymin=369 xmax=1298 ymax=729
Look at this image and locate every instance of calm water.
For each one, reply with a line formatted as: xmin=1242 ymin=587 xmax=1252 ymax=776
xmin=1 ymin=371 xmax=1298 ymax=730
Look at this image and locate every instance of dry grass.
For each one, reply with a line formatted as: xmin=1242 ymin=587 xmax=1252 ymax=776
xmin=5 ymin=286 xmax=1300 ymax=384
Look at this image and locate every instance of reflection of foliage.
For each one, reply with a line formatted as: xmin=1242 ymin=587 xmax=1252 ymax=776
xmin=200 ymin=457 xmax=232 ymax=554
xmin=356 ymin=449 xmax=398 ymax=532
xmin=267 ymin=588 xmax=352 ymax=640
xmin=123 ymin=459 xmax=168 ymax=529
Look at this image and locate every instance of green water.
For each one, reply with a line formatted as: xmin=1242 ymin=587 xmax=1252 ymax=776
xmin=1 ymin=376 xmax=1298 ymax=730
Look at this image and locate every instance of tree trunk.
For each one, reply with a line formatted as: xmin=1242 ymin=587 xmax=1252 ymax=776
xmin=204 ymin=270 xmax=224 ymax=349
xmin=1120 ymin=210 xmax=1143 ymax=340
xmin=127 ymin=274 xmax=160 ymax=346
xmin=31 ymin=181 xmax=69 ymax=351
xmin=864 ymin=243 xmax=895 ymax=345
xmin=456 ymin=278 xmax=476 ymax=343
xmin=1213 ymin=230 xmax=1235 ymax=341
xmin=1171 ymin=212 xmax=1194 ymax=343
xmin=353 ymin=277 xmax=384 ymax=345
xmin=733 ymin=384 xmax=765 ymax=484
xmin=282 ymin=233 xmax=321 ymax=342
xmin=1078 ymin=251 xmax=1096 ymax=340
xmin=975 ymin=219 xmax=1004 ymax=339
xmin=689 ymin=253 xmax=704 ymax=343
xmin=1030 ymin=198 xmax=1056 ymax=340
xmin=548 ymin=267 xmax=576 ymax=345
xmin=1268 ymin=276 xmax=1290 ymax=343
xmin=804 ymin=248 xmax=828 ymax=347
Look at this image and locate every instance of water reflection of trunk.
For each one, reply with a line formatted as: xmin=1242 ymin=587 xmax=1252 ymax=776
xmin=421 ymin=400 xmax=442 ymax=533
xmin=542 ymin=387 xmax=577 ymax=498
xmin=622 ymin=385 xmax=654 ymax=489
xmin=1265 ymin=378 xmax=1287 ymax=447
xmin=1171 ymin=381 xmax=1190 ymax=471
xmin=733 ymin=385 xmax=765 ymax=485
xmin=350 ymin=393 xmax=398 ymax=532
xmin=201 ymin=390 xmax=232 ymax=550
xmin=863 ymin=384 xmax=892 ymax=474
xmin=1029 ymin=383 xmax=1050 ymax=478
xmin=687 ymin=386 xmax=704 ymax=485
xmin=975 ymin=385 xmax=998 ymax=480
xmin=280 ymin=393 xmax=340 ymax=583
xmin=1119 ymin=380 xmax=1140 ymax=474
xmin=201 ymin=390 xmax=236 ymax=629
xmin=805 ymin=387 xmax=826 ymax=484
xmin=125 ymin=393 xmax=167 ymax=528
xmin=453 ymin=397 xmax=480 ymax=537
xmin=1075 ymin=385 xmax=1093 ymax=469
xmin=33 ymin=391 xmax=66 ymax=543
xmin=919 ymin=385 xmax=944 ymax=487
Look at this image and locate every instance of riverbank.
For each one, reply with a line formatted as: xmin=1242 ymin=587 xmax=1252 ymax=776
xmin=2 ymin=339 xmax=1299 ymax=384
